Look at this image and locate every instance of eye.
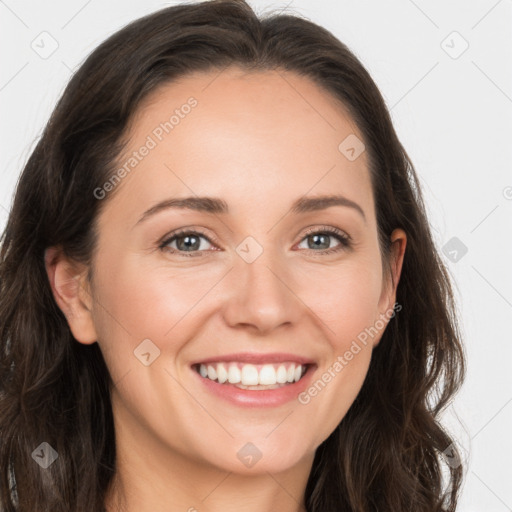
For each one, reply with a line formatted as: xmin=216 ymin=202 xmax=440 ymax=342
xmin=296 ymin=226 xmax=352 ymax=255
xmin=159 ymin=229 xmax=216 ymax=258
xmin=159 ymin=225 xmax=352 ymax=258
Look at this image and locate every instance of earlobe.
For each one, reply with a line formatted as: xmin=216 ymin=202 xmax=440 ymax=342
xmin=44 ymin=246 xmax=98 ymax=345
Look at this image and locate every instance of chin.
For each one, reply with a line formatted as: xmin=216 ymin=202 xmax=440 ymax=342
xmin=204 ymin=437 xmax=311 ymax=475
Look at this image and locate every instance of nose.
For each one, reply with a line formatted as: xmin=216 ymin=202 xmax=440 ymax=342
xmin=221 ymin=247 xmax=303 ymax=335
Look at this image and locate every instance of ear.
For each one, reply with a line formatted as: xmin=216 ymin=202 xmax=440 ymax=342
xmin=375 ymin=228 xmax=407 ymax=337
xmin=44 ymin=246 xmax=98 ymax=345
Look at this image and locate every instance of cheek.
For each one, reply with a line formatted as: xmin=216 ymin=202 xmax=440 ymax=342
xmin=93 ymin=250 xmax=384 ymax=342
xmin=298 ymin=259 xmax=384 ymax=343
xmin=294 ymin=260 xmax=383 ymax=433
xmin=91 ymin=255 xmax=192 ymax=335
xmin=89 ymin=254 xmax=222 ymax=374
xmin=88 ymin=256 xmax=173 ymax=383
xmin=301 ymin=343 xmax=373 ymax=447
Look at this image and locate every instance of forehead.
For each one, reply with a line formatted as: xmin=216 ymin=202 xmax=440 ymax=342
xmin=99 ymin=66 xmax=375 ymax=229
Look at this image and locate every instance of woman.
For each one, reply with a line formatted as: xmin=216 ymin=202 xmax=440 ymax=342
xmin=0 ymin=0 xmax=466 ymax=510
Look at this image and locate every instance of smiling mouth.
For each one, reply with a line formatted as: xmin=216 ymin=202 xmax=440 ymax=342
xmin=192 ymin=361 xmax=311 ymax=390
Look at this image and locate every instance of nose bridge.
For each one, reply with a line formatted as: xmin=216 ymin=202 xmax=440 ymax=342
xmin=221 ymin=236 xmax=302 ymax=333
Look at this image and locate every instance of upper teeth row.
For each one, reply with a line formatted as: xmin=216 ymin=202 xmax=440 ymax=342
xmin=198 ymin=362 xmax=306 ymax=386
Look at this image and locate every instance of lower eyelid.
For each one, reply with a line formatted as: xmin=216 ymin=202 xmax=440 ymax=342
xmin=160 ymin=232 xmax=214 ymax=252
xmin=296 ymin=234 xmax=349 ymax=252
xmin=160 ymin=229 xmax=350 ymax=255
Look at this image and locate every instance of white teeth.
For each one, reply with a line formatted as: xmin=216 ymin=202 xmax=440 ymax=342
xmin=241 ymin=364 xmax=259 ymax=385
xmin=258 ymin=364 xmax=276 ymax=385
xmin=276 ymin=365 xmax=288 ymax=384
xmin=196 ymin=361 xmax=308 ymax=387
xmin=217 ymin=363 xmax=228 ymax=384
xmin=227 ymin=364 xmax=241 ymax=384
xmin=207 ymin=365 xmax=217 ymax=381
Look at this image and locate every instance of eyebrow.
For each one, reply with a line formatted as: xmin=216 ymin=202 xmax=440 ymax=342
xmin=135 ymin=194 xmax=366 ymax=226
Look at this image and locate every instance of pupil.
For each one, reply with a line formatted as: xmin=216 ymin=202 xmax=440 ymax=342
xmin=310 ymin=234 xmax=329 ymax=250
xmin=178 ymin=235 xmax=199 ymax=251
xmin=175 ymin=234 xmax=331 ymax=252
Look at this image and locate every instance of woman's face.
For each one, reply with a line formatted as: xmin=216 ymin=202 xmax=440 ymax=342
xmin=53 ymin=67 xmax=406 ymax=477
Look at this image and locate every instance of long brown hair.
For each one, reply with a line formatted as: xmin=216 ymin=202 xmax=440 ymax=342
xmin=0 ymin=1 xmax=466 ymax=510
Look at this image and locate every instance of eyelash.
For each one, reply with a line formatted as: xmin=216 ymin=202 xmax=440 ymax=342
xmin=158 ymin=226 xmax=352 ymax=258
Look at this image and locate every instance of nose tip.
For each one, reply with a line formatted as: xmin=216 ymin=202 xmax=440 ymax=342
xmin=221 ymin=252 xmax=301 ymax=334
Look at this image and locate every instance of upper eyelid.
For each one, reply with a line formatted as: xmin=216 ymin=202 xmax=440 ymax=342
xmin=302 ymin=225 xmax=350 ymax=240
xmin=161 ymin=228 xmax=216 ymax=245
xmin=161 ymin=226 xmax=350 ymax=249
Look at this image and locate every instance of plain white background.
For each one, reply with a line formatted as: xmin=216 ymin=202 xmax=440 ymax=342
xmin=1 ymin=0 xmax=511 ymax=510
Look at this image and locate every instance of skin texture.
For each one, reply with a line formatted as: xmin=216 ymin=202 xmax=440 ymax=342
xmin=45 ymin=67 xmax=406 ymax=512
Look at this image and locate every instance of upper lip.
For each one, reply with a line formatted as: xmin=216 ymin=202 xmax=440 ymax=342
xmin=191 ymin=352 xmax=316 ymax=366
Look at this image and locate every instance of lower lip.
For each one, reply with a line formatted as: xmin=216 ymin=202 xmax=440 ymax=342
xmin=192 ymin=364 xmax=317 ymax=408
